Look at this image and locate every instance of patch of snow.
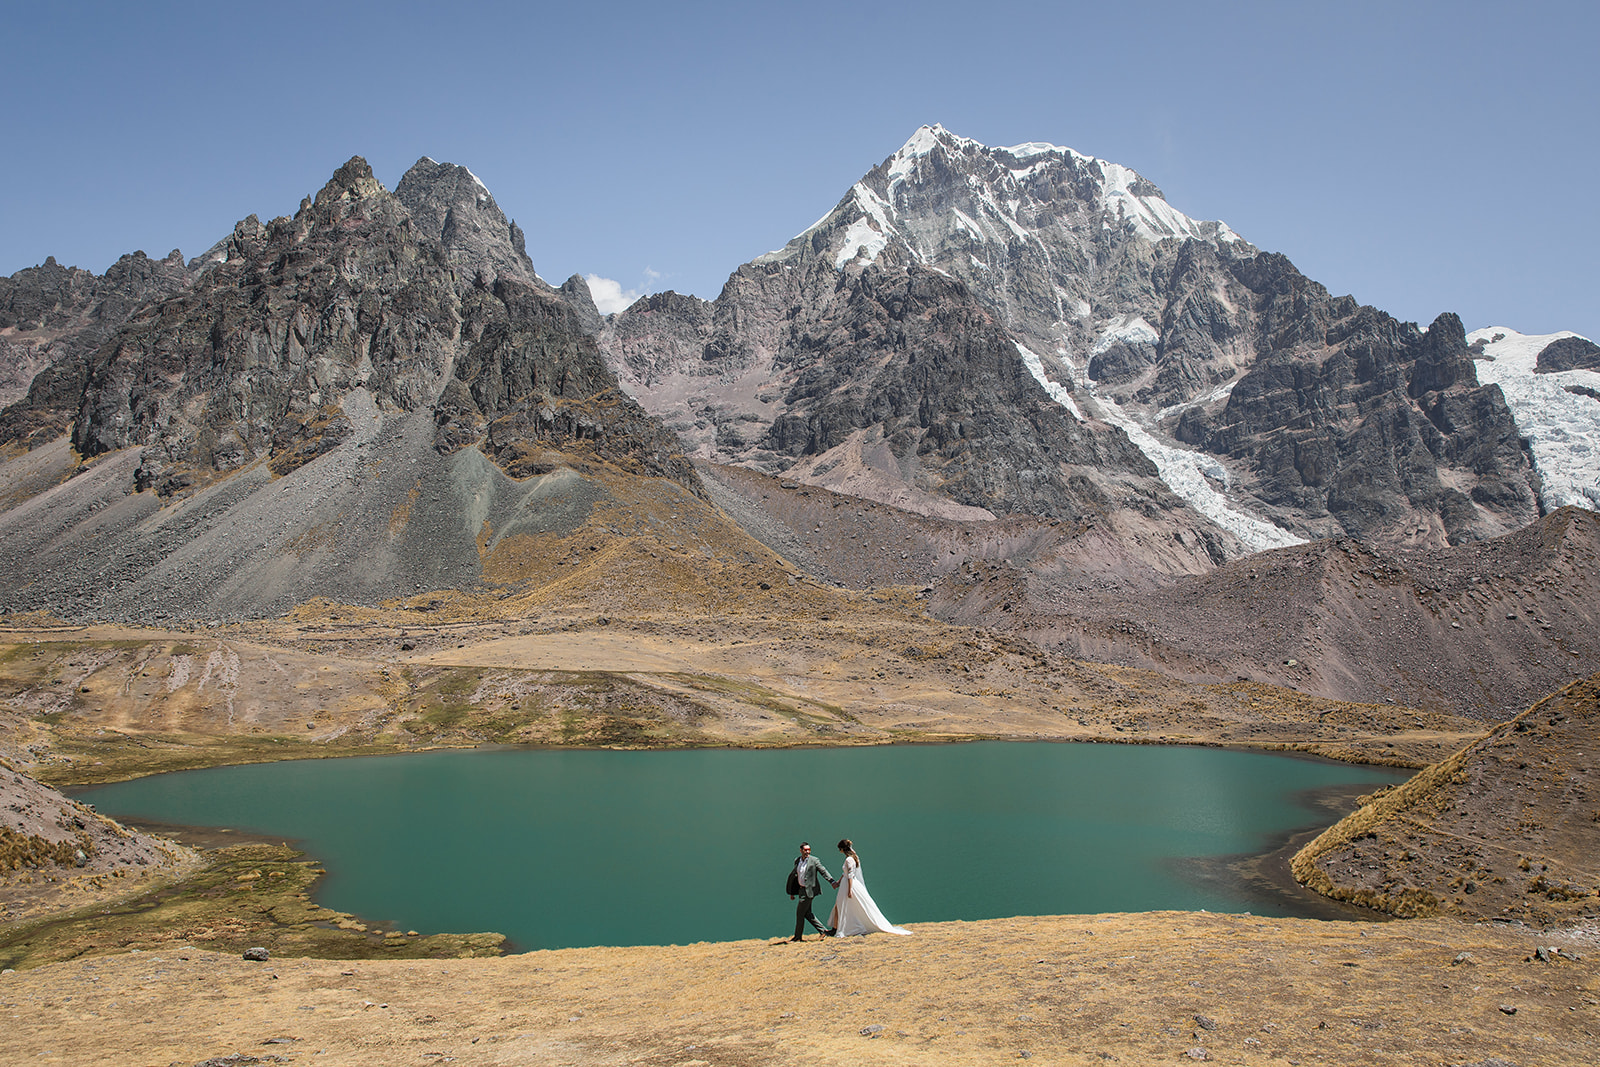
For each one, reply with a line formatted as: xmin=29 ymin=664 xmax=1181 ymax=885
xmin=1017 ymin=342 xmax=1082 ymax=419
xmin=782 ymin=124 xmax=1247 ymax=276
xmin=1058 ymin=291 xmax=1091 ymax=319
xmin=834 ymin=183 xmax=899 ymax=269
xmin=462 ymin=166 xmax=488 ymax=194
xmin=1024 ymin=343 xmax=1297 ymax=552
xmin=1006 ymin=142 xmax=1057 ymax=160
xmin=1001 ymin=139 xmax=1090 ymax=165
xmin=969 ymin=253 xmax=990 ymax=272
xmin=1093 ymin=390 xmax=1304 ymax=552
xmin=1468 ymin=326 xmax=1600 ymax=511
xmin=835 ymin=219 xmax=885 ymax=269
xmin=1158 ymin=380 xmax=1237 ymax=422
xmin=1098 ymin=162 xmax=1213 ymax=243
xmin=951 ymin=208 xmax=987 ymax=242
xmin=1007 ymin=161 xmax=1053 ymax=182
xmin=887 ymin=126 xmax=944 ymax=191
xmin=1023 ymin=334 xmax=1300 ymax=551
xmin=1091 ymin=314 xmax=1159 ymax=357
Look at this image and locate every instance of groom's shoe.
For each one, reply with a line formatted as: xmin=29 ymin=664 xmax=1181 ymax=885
xmin=825 ymin=928 xmax=837 ymax=936
xmin=789 ymin=935 xmax=803 ymax=942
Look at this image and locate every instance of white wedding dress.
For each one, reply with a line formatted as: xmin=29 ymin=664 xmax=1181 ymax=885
xmin=829 ymin=854 xmax=911 ymax=937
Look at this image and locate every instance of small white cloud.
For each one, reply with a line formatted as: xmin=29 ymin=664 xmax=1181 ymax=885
xmin=585 ymin=274 xmax=642 ymax=316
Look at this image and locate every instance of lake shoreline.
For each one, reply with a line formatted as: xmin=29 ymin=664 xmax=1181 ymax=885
xmin=64 ymin=743 xmax=1409 ymax=957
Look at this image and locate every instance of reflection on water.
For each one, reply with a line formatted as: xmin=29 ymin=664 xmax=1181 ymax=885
xmin=78 ymin=743 xmax=1409 ymax=950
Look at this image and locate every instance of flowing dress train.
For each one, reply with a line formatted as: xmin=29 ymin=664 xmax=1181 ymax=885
xmin=829 ymin=854 xmax=911 ymax=936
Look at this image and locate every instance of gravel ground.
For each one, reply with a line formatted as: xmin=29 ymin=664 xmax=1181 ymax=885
xmin=0 ymin=408 xmax=612 ymax=624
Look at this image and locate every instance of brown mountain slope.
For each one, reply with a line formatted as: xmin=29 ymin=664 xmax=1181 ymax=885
xmin=1293 ymin=673 xmax=1600 ymax=924
xmin=699 ymin=459 xmax=1599 ymax=720
xmin=1012 ymin=505 xmax=1600 ymax=720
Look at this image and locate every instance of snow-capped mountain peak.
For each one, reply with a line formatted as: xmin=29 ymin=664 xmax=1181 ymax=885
xmin=772 ymin=125 xmax=1243 ymax=273
xmin=607 ymin=125 xmax=1574 ymax=561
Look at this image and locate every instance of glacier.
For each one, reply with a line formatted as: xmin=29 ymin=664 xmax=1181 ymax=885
xmin=1468 ymin=327 xmax=1600 ymax=511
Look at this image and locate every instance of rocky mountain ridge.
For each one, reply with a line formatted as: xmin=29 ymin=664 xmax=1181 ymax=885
xmin=0 ymin=249 xmax=194 ymax=442
xmin=0 ymin=143 xmax=1592 ymax=716
xmin=0 ymin=156 xmax=699 ymax=620
xmin=599 ymin=125 xmax=1574 ymax=555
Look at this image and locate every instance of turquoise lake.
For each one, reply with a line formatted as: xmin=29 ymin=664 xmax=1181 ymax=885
xmin=76 ymin=743 xmax=1410 ymax=950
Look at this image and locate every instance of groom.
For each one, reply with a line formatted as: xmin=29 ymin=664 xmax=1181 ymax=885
xmin=788 ymin=841 xmax=837 ymax=942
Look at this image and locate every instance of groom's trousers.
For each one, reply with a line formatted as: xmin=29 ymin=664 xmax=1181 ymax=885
xmin=794 ymin=892 xmax=828 ymax=938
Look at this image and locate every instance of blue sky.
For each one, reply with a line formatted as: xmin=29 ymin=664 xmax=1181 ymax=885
xmin=3 ymin=1 xmax=1595 ymax=337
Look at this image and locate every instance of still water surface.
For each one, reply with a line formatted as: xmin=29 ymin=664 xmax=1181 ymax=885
xmin=78 ymin=743 xmax=1408 ymax=949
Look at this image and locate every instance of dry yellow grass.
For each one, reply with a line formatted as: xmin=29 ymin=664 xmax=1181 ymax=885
xmin=2 ymin=911 xmax=1596 ymax=1066
xmin=1295 ymin=674 xmax=1600 ymax=924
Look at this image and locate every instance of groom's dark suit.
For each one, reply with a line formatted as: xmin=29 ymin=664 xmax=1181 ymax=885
xmin=791 ymin=853 xmax=835 ymax=939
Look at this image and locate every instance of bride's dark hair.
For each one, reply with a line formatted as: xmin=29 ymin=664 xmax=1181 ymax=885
xmin=837 ymin=838 xmax=856 ymax=857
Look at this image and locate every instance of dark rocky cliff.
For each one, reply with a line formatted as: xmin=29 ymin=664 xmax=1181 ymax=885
xmin=755 ymin=263 xmax=1162 ymax=521
xmin=1182 ymin=308 xmax=1539 ymax=544
xmin=0 ymin=250 xmax=194 ymax=441
xmin=0 ymin=156 xmax=699 ymax=621
xmin=394 ymin=157 xmax=539 ymax=290
xmin=1535 ymin=335 xmax=1600 ymax=373
xmin=25 ymin=157 xmax=696 ymax=498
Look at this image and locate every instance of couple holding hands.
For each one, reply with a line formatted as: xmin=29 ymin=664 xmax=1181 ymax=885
xmin=788 ymin=838 xmax=911 ymax=942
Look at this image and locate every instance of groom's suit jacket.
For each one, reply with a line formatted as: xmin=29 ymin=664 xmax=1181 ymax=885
xmin=794 ymin=855 xmax=834 ymax=898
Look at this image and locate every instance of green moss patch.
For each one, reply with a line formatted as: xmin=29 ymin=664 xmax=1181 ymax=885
xmin=0 ymin=843 xmax=503 ymax=971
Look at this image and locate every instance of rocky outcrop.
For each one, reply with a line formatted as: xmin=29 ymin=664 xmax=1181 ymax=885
xmin=36 ymin=156 xmax=695 ymax=497
xmin=0 ymin=250 xmax=190 ymax=336
xmin=754 ymin=263 xmax=1164 ymax=521
xmin=1 ymin=762 xmax=200 ymax=911
xmin=1187 ymin=309 xmax=1539 ymax=543
xmin=558 ymin=274 xmax=605 ymax=336
xmin=0 ymin=249 xmax=194 ymax=439
xmin=0 ymin=156 xmax=700 ymax=621
xmin=395 ymin=157 xmax=539 ymax=290
xmin=1536 ymin=334 xmax=1600 ymax=373
xmin=603 ymin=289 xmax=716 ymax=389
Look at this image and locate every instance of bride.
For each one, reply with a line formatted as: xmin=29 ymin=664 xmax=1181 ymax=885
xmin=828 ymin=838 xmax=911 ymax=937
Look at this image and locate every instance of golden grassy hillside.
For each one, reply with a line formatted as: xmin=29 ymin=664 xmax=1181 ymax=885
xmin=1294 ymin=674 xmax=1600 ymax=923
